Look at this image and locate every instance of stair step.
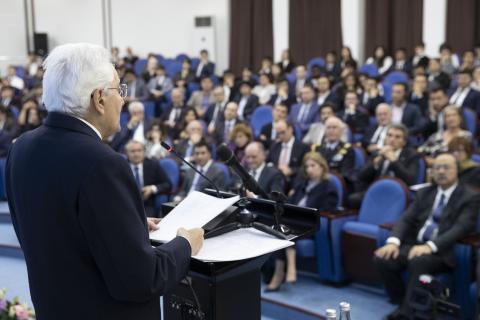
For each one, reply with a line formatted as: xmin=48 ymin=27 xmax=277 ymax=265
xmin=0 ymin=223 xmax=20 ymax=247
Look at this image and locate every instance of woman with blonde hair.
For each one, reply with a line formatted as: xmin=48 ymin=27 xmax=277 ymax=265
xmin=266 ymin=152 xmax=338 ymax=291
xmin=229 ymin=123 xmax=253 ymax=165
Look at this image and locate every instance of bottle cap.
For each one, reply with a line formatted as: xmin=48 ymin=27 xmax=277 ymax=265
xmin=340 ymin=301 xmax=351 ymax=311
xmin=326 ymin=308 xmax=337 ymax=317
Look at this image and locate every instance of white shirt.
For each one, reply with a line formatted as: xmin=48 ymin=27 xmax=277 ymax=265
xmin=279 ymin=137 xmax=295 ymax=166
xmin=75 ymin=117 xmax=102 ymax=139
xmin=238 ymin=96 xmax=248 ymax=120
xmin=130 ymin=163 xmax=144 ymax=188
xmin=391 ymin=103 xmax=405 ymax=124
xmin=317 ymin=91 xmax=331 ymax=106
xmin=132 ymin=122 xmax=145 ymax=144
xmin=387 ymin=183 xmax=458 ymax=253
xmin=449 ymin=87 xmax=471 ymax=107
xmin=188 ymin=160 xmax=213 ymax=194
xmin=250 ymin=162 xmax=266 ymax=182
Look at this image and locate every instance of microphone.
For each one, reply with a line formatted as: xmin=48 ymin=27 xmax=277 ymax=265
xmin=216 ymin=144 xmax=268 ymax=199
xmin=161 ymin=141 xmax=221 ymax=198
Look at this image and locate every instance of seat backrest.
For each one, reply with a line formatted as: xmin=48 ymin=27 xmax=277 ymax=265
xmin=358 ymin=178 xmax=408 ymax=225
xmin=359 ymin=64 xmax=379 ymax=77
xmin=329 ymin=173 xmax=345 ymax=208
xmin=143 ymin=101 xmax=156 ymax=120
xmin=353 ymin=146 xmax=365 ymax=170
xmin=417 ymin=157 xmax=426 ymax=184
xmin=215 ymin=162 xmax=231 ymax=187
xmin=165 ymin=61 xmax=182 ymax=78
xmin=472 ymin=154 xmax=480 ymax=164
xmin=0 ymin=158 xmax=6 ymax=200
xmin=307 ymin=57 xmax=325 ymax=71
xmin=463 ymin=109 xmax=477 ymax=136
xmin=134 ymin=59 xmax=147 ymax=76
xmin=159 ymin=158 xmax=180 ymax=191
xmin=250 ymin=105 xmax=273 ymax=136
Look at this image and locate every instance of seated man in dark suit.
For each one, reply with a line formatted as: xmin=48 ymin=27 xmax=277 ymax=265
xmin=390 ymin=82 xmax=425 ymax=135
xmin=338 ymin=90 xmax=370 ymax=135
xmin=449 ymin=69 xmax=480 ymax=113
xmin=122 ymin=68 xmax=149 ymax=105
xmin=362 ymin=103 xmax=393 ymax=155
xmin=361 ymin=75 xmax=385 ymax=115
xmin=125 ymin=140 xmax=171 ymax=217
xmin=194 ymin=49 xmax=215 ymax=81
xmin=349 ymin=124 xmax=419 ymax=208
xmin=374 ymin=153 xmax=480 ymax=320
xmin=212 ymin=101 xmax=242 ymax=144
xmin=268 ymin=78 xmax=296 ymax=108
xmin=315 ymin=75 xmax=338 ymax=107
xmin=259 ymin=102 xmax=289 ymax=148
xmin=161 ymin=88 xmax=186 ymax=139
xmin=288 ymin=84 xmax=320 ymax=136
xmin=175 ymin=139 xmax=226 ymax=200
xmin=111 ymin=101 xmax=150 ymax=152
xmin=243 ymin=141 xmax=284 ymax=197
xmin=268 ymin=120 xmax=309 ymax=189
xmin=427 ymin=58 xmax=451 ymax=91
xmin=423 ymin=86 xmax=450 ymax=138
xmin=314 ymin=116 xmax=355 ymax=187
xmin=204 ymin=86 xmax=227 ymax=134
xmin=233 ymin=81 xmax=259 ymax=121
xmin=409 ymin=74 xmax=429 ymax=117
xmin=6 ymin=43 xmax=203 ymax=320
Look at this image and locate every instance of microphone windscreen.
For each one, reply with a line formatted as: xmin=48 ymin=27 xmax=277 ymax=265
xmin=160 ymin=141 xmax=172 ymax=151
xmin=216 ymin=144 xmax=233 ymax=162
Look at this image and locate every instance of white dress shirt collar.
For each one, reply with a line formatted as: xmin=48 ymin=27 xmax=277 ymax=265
xmin=74 ymin=116 xmax=102 ymax=139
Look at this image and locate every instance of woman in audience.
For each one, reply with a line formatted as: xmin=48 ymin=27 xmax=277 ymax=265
xmin=340 ymin=46 xmax=357 ymax=70
xmin=334 ymin=72 xmax=361 ymax=105
xmin=145 ymin=120 xmax=170 ymax=160
xmin=266 ymin=152 xmax=338 ymax=291
xmin=448 ymin=136 xmax=480 ymax=190
xmin=147 ymin=65 xmax=173 ymax=117
xmin=176 ymin=106 xmax=200 ymax=141
xmin=366 ymin=46 xmax=393 ymax=76
xmin=141 ymin=55 xmax=158 ymax=83
xmin=278 ymin=49 xmax=295 ymax=74
xmin=418 ymin=105 xmax=471 ymax=165
xmin=229 ymin=123 xmax=253 ymax=166
xmin=174 ymin=58 xmax=195 ymax=89
xmin=19 ymin=107 xmax=43 ymax=135
xmin=253 ymin=73 xmax=276 ymax=105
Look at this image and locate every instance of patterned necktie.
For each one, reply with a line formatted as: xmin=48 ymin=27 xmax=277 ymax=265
xmin=422 ymin=193 xmax=446 ymax=241
xmin=134 ymin=166 xmax=142 ymax=190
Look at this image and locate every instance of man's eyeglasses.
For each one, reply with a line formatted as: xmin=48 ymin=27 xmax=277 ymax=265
xmin=106 ymin=84 xmax=128 ymax=99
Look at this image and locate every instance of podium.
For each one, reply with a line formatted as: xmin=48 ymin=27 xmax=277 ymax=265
xmin=153 ymin=191 xmax=318 ymax=320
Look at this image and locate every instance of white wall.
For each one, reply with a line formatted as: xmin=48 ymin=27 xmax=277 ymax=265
xmin=0 ymin=0 xmax=28 ymax=75
xmin=110 ymin=0 xmax=230 ymax=74
xmin=34 ymin=0 xmax=105 ymax=48
xmin=423 ymin=0 xmax=447 ymax=57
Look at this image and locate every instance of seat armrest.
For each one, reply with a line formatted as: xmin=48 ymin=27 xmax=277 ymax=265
xmin=458 ymin=233 xmax=480 ymax=247
xmin=319 ymin=209 xmax=358 ymax=220
xmin=379 ymin=222 xmax=396 ymax=230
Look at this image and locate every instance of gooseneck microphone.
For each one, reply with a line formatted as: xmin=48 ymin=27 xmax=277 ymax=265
xmin=161 ymin=141 xmax=221 ymax=198
xmin=216 ymin=144 xmax=268 ymax=199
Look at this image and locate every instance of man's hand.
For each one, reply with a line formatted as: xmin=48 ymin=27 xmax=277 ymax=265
xmin=408 ymin=244 xmax=432 ymax=260
xmin=147 ymin=217 xmax=161 ymax=232
xmin=142 ymin=186 xmax=156 ymax=200
xmin=278 ymin=165 xmax=292 ymax=177
xmin=177 ymin=227 xmax=204 ymax=256
xmin=374 ymin=243 xmax=400 ymax=260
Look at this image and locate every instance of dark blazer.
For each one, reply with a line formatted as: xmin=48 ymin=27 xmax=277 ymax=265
xmin=288 ymin=102 xmax=320 ymax=133
xmin=391 ymin=183 xmax=480 ymax=266
xmin=177 ymin=162 xmax=226 ymax=197
xmin=259 ymin=123 xmax=275 ymax=147
xmin=459 ymin=165 xmax=480 ymax=190
xmin=126 ymin=79 xmax=149 ymax=101
xmin=357 ymin=147 xmax=419 ymax=191
xmin=363 ymin=95 xmax=385 ymax=115
xmin=450 ymin=88 xmax=480 ymax=114
xmin=0 ymin=130 xmax=12 ymax=157
xmin=289 ymin=179 xmax=338 ymax=211
xmin=316 ymin=141 xmax=355 ymax=181
xmin=203 ymin=102 xmax=225 ymax=125
xmin=195 ymin=62 xmax=215 ymax=80
xmin=429 ymin=72 xmax=451 ymax=91
xmin=213 ymin=119 xmax=242 ymax=144
xmin=409 ymin=92 xmax=429 ymax=117
xmin=400 ymin=103 xmax=425 ymax=135
xmin=268 ymin=139 xmax=309 ymax=176
xmin=361 ymin=124 xmax=382 ymax=150
xmin=110 ymin=119 xmax=152 ymax=152
xmin=338 ymin=107 xmax=370 ymax=134
xmin=6 ymin=112 xmax=191 ymax=320
xmin=258 ymin=165 xmax=285 ymax=194
xmin=139 ymin=158 xmax=172 ymax=216
xmin=233 ymin=94 xmax=259 ymax=121
xmin=277 ymin=61 xmax=295 ymax=74
xmin=268 ymin=93 xmax=297 ymax=108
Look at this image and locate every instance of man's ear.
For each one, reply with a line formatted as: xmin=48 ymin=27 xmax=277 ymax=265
xmin=91 ymin=89 xmax=106 ymax=115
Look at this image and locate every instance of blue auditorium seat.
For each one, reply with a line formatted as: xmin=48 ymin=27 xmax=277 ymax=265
xmin=134 ymin=59 xmax=147 ymax=77
xmin=307 ymin=57 xmax=325 ymax=72
xmin=155 ymin=158 xmax=180 ymax=214
xmin=463 ymin=108 xmax=477 ymax=136
xmin=250 ymin=105 xmax=272 ymax=136
xmin=353 ymin=146 xmax=366 ymax=171
xmin=359 ymin=64 xmax=379 ymax=77
xmin=0 ymin=158 xmax=6 ymax=200
xmin=215 ymin=162 xmax=231 ymax=189
xmin=142 ymin=100 xmax=155 ymax=120
xmin=175 ymin=53 xmax=189 ymax=62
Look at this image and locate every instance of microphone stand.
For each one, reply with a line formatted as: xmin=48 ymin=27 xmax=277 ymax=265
xmin=205 ymin=174 xmax=288 ymax=240
xmin=161 ymin=141 xmax=221 ymax=198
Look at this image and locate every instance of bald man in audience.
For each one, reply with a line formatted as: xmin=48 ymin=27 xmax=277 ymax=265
xmin=374 ymin=153 xmax=480 ymax=319
xmin=111 ymin=101 xmax=150 ymax=152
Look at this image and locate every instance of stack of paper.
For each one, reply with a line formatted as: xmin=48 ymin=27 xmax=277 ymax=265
xmin=149 ymin=191 xmax=294 ymax=262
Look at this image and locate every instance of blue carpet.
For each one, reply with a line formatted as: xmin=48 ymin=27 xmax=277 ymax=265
xmin=261 ymin=272 xmax=397 ymax=320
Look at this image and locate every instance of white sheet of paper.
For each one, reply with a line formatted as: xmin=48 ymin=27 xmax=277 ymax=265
xmin=193 ymin=228 xmax=294 ymax=262
xmin=149 ymin=191 xmax=240 ymax=242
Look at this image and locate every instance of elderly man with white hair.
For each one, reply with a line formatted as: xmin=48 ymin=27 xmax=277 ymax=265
xmin=5 ymin=43 xmax=203 ymax=320
xmin=313 ymin=116 xmax=355 ymax=184
xmin=111 ymin=100 xmax=150 ymax=152
xmin=361 ymin=103 xmax=393 ymax=154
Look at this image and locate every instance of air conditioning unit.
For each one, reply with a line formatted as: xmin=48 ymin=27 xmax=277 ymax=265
xmin=192 ymin=16 xmax=216 ymax=61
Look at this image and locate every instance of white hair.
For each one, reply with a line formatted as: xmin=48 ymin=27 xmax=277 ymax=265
xmin=128 ymin=101 xmax=144 ymax=114
xmin=42 ymin=43 xmax=115 ymax=117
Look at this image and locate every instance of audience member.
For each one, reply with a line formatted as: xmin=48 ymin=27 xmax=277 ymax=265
xmin=187 ymin=76 xmax=215 ymax=117
xmin=259 ymin=103 xmax=289 ymax=147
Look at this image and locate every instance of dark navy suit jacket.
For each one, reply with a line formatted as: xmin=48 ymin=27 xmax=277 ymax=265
xmin=6 ymin=112 xmax=191 ymax=320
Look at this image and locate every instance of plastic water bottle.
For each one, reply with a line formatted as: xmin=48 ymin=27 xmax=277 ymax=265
xmin=339 ymin=301 xmax=351 ymax=320
xmin=326 ymin=308 xmax=337 ymax=319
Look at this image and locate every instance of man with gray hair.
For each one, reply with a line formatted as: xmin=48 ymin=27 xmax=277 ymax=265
xmin=111 ymin=100 xmax=150 ymax=152
xmin=5 ymin=43 xmax=203 ymax=320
